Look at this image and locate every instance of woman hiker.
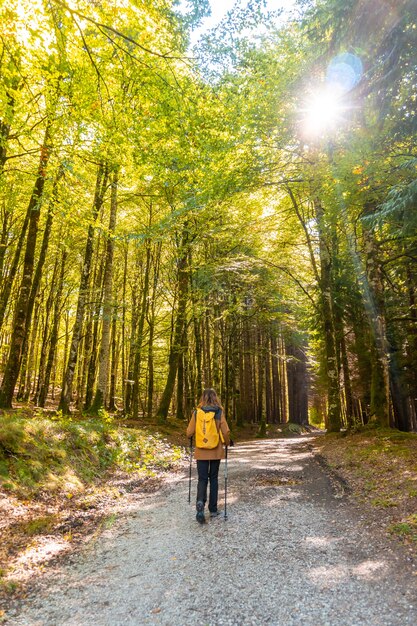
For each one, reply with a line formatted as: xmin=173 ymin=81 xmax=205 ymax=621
xmin=186 ymin=388 xmax=231 ymax=524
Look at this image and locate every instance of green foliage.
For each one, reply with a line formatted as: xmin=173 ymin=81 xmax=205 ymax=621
xmin=309 ymin=407 xmax=325 ymax=429
xmin=371 ymin=497 xmax=398 ymax=509
xmin=0 ymin=412 xmax=183 ymax=497
xmin=389 ymin=515 xmax=417 ymax=542
xmin=1 ymin=0 xmax=417 ymax=433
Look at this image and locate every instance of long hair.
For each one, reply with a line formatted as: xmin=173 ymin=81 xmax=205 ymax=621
xmin=198 ymin=388 xmax=223 ymax=409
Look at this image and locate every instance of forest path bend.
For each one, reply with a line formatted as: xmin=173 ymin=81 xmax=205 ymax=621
xmin=8 ymin=437 xmax=417 ymax=626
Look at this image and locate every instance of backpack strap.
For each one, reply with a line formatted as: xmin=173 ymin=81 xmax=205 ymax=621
xmin=214 ymin=408 xmax=225 ymax=443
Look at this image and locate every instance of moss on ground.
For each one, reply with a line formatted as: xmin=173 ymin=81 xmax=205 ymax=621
xmin=0 ymin=410 xmax=183 ymax=498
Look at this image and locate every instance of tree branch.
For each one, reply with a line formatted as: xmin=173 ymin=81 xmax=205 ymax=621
xmin=54 ymin=0 xmax=189 ymax=61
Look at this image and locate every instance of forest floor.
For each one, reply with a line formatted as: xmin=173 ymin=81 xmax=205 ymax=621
xmin=314 ymin=427 xmax=417 ymax=546
xmin=3 ymin=433 xmax=417 ymax=626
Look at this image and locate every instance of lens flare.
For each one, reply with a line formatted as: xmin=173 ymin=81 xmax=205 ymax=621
xmin=302 ymin=90 xmax=345 ymax=137
xmin=326 ymin=53 xmax=363 ymax=94
xmin=299 ymin=53 xmax=362 ymax=139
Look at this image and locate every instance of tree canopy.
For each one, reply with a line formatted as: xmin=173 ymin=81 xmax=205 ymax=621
xmin=0 ymin=0 xmax=416 ymax=432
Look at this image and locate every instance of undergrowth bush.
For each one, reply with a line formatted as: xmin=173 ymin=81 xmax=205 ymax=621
xmin=0 ymin=411 xmax=183 ymax=498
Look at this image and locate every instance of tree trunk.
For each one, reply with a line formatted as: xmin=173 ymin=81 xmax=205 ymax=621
xmin=388 ymin=345 xmax=413 ymax=431
xmin=286 ymin=338 xmax=309 ymax=425
xmin=183 ymin=336 xmax=193 ymax=419
xmin=0 ymin=89 xmax=15 ymax=174
xmin=212 ymin=311 xmax=220 ymax=389
xmin=192 ymin=311 xmax=203 ymax=402
xmin=132 ymin=240 xmax=152 ymax=419
xmin=265 ymin=335 xmax=273 ymax=425
xmin=0 ymin=89 xmax=17 ymax=311
xmin=0 ymin=208 xmax=11 ymax=284
xmin=38 ymin=249 xmax=67 ymax=407
xmin=229 ymin=320 xmax=240 ymax=425
xmin=121 ymin=242 xmax=128 ymax=407
xmin=222 ymin=317 xmax=230 ymax=420
xmin=314 ymin=199 xmax=341 ymax=432
xmin=108 ymin=314 xmax=118 ymax=412
xmin=124 ymin=302 xmax=138 ymax=414
xmin=90 ymin=169 xmax=118 ymax=414
xmin=257 ymin=329 xmax=266 ymax=436
xmin=17 ymin=167 xmax=64 ymax=401
xmin=271 ymin=333 xmax=281 ymax=423
xmin=23 ymin=301 xmax=40 ymax=400
xmin=203 ymin=311 xmax=212 ymax=387
xmin=0 ymin=122 xmax=52 ymax=408
xmin=156 ymin=227 xmax=189 ymax=421
xmin=83 ymin=248 xmax=105 ymax=410
xmin=279 ymin=333 xmax=288 ymax=422
xmin=58 ymin=162 xmax=108 ymax=413
xmin=176 ymin=351 xmax=185 ymax=420
xmin=33 ymin=253 xmax=59 ymax=403
xmin=405 ymin=262 xmax=417 ymax=430
xmin=362 ymin=206 xmax=390 ymax=427
xmin=339 ymin=329 xmax=354 ymax=428
xmin=243 ymin=320 xmax=254 ymax=422
xmin=236 ymin=325 xmax=244 ymax=426
xmin=145 ymin=241 xmax=161 ymax=419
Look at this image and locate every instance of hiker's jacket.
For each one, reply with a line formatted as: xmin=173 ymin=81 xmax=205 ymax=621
xmin=186 ymin=405 xmax=230 ymax=460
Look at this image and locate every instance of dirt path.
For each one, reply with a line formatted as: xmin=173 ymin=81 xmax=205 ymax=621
xmin=6 ymin=437 xmax=417 ymax=625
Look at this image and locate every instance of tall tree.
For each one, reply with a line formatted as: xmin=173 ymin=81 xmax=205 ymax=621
xmin=58 ymin=163 xmax=108 ymax=413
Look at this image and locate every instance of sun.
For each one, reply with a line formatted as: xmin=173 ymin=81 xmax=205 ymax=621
xmin=301 ymin=89 xmax=346 ymax=138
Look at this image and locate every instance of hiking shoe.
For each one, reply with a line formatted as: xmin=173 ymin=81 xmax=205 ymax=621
xmin=209 ymin=510 xmax=222 ymax=518
xmin=196 ymin=500 xmax=205 ymax=524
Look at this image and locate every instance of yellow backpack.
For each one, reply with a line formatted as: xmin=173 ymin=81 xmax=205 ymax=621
xmin=195 ymin=408 xmax=221 ymax=449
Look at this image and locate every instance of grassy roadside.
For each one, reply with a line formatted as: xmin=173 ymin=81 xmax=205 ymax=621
xmin=314 ymin=426 xmax=417 ymax=548
xmin=0 ymin=409 xmax=187 ymax=601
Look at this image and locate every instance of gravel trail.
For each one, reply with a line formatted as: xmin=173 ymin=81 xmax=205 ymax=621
xmin=7 ymin=437 xmax=417 ymax=626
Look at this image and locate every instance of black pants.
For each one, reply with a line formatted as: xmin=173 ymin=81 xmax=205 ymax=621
xmin=196 ymin=459 xmax=221 ymax=512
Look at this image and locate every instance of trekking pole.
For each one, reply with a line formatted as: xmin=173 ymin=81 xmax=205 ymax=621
xmin=188 ymin=436 xmax=193 ymax=504
xmin=224 ymin=445 xmax=228 ymax=520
